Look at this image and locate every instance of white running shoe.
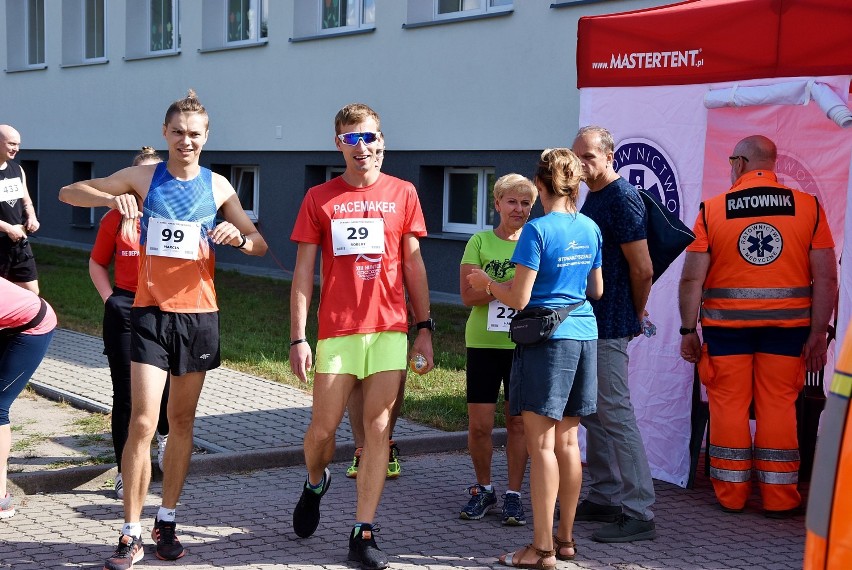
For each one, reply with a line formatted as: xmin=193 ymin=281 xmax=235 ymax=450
xmin=114 ymin=473 xmax=124 ymax=500
xmin=0 ymin=493 xmax=15 ymax=518
xmin=156 ymin=432 xmax=168 ymax=472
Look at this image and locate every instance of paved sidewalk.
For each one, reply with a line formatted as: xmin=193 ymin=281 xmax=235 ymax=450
xmin=30 ymin=329 xmax=438 ymax=453
xmin=3 ymin=329 xmax=807 ymax=569
xmin=1 ymin=451 xmax=805 ymax=569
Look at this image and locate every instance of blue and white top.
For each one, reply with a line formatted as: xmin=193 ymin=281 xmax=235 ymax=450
xmin=140 ymin=162 xmax=217 ymax=248
xmin=511 ymin=211 xmax=602 ymax=341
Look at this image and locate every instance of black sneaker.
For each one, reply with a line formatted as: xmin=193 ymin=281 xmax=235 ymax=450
xmin=103 ymin=534 xmax=144 ymax=570
xmin=348 ymin=523 xmax=389 ymax=570
xmin=293 ymin=467 xmax=331 ymax=538
xmin=151 ymin=517 xmax=186 ymax=560
xmin=592 ymin=514 xmax=657 ymax=543
xmin=574 ymin=499 xmax=622 ymax=522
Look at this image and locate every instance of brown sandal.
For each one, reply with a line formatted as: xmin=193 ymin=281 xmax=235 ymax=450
xmin=553 ymin=535 xmax=576 ymax=561
xmin=499 ymin=544 xmax=557 ymax=570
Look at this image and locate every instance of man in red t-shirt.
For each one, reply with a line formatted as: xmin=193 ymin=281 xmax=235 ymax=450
xmin=289 ymin=103 xmax=434 ymax=570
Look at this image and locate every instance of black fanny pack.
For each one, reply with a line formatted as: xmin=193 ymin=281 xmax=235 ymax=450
xmin=1 ymin=297 xmax=48 ymax=337
xmin=509 ymin=301 xmax=584 ymax=346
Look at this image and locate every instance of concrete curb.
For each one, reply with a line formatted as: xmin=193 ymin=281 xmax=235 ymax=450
xmin=9 ymin=428 xmax=506 ymax=495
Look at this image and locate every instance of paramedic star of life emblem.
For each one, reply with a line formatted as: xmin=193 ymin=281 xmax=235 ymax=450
xmin=738 ymin=222 xmax=783 ymax=265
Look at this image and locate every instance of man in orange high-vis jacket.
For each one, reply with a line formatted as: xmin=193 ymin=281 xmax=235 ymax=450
xmin=678 ymin=135 xmax=837 ymax=518
xmin=805 ymin=319 xmax=852 ymax=569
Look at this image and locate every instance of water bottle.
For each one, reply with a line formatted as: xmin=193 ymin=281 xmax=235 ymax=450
xmin=410 ymin=353 xmax=428 ymax=374
xmin=641 ymin=317 xmax=657 ymax=338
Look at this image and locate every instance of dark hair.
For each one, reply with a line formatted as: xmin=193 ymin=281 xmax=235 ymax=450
xmin=132 ymin=146 xmax=161 ymax=166
xmin=534 ymin=148 xmax=583 ymax=206
xmin=164 ymin=89 xmax=208 ymax=128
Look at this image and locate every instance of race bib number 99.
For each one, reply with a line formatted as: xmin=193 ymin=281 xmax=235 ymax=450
xmin=331 ymin=218 xmax=385 ymax=257
xmin=0 ymin=177 xmax=25 ymax=202
xmin=487 ymin=299 xmax=517 ymax=332
xmin=146 ymin=218 xmax=201 ymax=260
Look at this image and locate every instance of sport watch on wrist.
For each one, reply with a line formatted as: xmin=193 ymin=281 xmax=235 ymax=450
xmin=415 ymin=318 xmax=436 ymax=332
xmin=679 ymin=327 xmax=697 ymax=335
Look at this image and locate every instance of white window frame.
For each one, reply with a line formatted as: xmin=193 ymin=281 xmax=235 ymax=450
xmin=225 ymin=0 xmax=268 ymax=45
xmin=231 ymin=165 xmax=260 ymax=221
xmin=442 ymin=167 xmax=496 ymax=234
xmin=434 ymin=0 xmax=511 ymax=21
xmin=27 ymin=0 xmax=46 ymax=65
xmin=149 ymin=0 xmax=179 ymax=53
xmin=292 ymin=0 xmax=375 ymax=40
xmin=317 ymin=0 xmax=375 ymax=35
xmin=125 ymin=0 xmax=181 ymax=60
xmin=201 ymin=0 xmax=268 ymax=52
xmin=325 ymin=166 xmax=345 ymax=181
xmin=405 ymin=0 xmax=511 ymax=28
xmin=61 ymin=0 xmax=108 ymax=67
xmin=84 ymin=0 xmax=106 ymax=61
xmin=6 ymin=0 xmax=48 ymax=71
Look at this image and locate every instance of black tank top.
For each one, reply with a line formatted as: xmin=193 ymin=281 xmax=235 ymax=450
xmin=0 ymin=161 xmax=25 ymax=227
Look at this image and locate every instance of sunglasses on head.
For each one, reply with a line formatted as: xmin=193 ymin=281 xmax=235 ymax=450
xmin=337 ymin=131 xmax=381 ymax=146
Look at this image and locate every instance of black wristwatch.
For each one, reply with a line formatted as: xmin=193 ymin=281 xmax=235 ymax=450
xmin=679 ymin=327 xmax=697 ymax=336
xmin=415 ymin=318 xmax=436 ymax=332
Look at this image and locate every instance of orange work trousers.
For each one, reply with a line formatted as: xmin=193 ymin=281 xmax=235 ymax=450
xmin=698 ymin=327 xmax=807 ymax=512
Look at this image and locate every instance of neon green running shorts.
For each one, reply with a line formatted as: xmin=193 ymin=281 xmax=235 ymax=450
xmin=315 ymin=331 xmax=407 ymax=380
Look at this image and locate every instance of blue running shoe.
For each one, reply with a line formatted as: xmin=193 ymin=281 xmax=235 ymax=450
xmin=459 ymin=484 xmax=497 ymax=520
xmin=501 ymin=493 xmax=526 ymax=526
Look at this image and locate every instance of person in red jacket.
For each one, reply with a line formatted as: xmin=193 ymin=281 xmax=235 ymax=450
xmin=679 ymin=135 xmax=837 ymax=517
xmin=89 ymin=147 xmax=170 ymax=501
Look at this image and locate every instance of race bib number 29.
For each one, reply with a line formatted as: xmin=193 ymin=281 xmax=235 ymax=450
xmin=331 ymin=218 xmax=385 ymax=257
xmin=146 ymin=218 xmax=201 ymax=260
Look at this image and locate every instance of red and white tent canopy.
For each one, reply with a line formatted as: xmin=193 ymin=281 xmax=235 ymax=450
xmin=576 ymin=0 xmax=852 ymax=487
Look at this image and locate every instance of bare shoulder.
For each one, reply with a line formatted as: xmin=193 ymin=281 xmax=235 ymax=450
xmin=211 ymin=171 xmax=236 ymax=208
xmin=119 ymin=164 xmax=157 ymax=197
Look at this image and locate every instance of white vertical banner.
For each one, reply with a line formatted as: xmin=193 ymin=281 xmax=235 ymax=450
xmin=578 ymin=77 xmax=852 ymax=487
xmin=579 ymin=84 xmax=710 ymax=487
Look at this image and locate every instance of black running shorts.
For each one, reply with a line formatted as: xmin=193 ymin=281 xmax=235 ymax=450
xmin=465 ymin=347 xmax=514 ymax=404
xmin=0 ymin=238 xmax=38 ymax=283
xmin=130 ymin=307 xmax=220 ymax=376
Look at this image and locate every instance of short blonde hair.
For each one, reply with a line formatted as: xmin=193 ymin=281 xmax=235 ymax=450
xmin=335 ymin=103 xmax=381 ymax=135
xmin=493 ymin=173 xmax=538 ymax=204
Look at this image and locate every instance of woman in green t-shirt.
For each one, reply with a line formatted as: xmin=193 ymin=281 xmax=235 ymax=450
xmin=458 ymin=174 xmax=537 ymax=525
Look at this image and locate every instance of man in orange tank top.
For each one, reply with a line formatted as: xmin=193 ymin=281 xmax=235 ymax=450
xmin=678 ymin=135 xmax=837 ymax=518
xmin=59 ymin=91 xmax=268 ymax=570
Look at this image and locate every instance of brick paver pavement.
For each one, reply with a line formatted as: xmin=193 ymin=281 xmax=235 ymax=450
xmin=3 ymin=329 xmax=807 ymax=569
xmin=30 ymin=330 xmax=437 ymax=453
xmin=1 ymin=450 xmax=804 ymax=569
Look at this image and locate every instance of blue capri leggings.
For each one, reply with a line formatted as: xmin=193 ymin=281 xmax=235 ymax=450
xmin=0 ymin=331 xmax=55 ymax=425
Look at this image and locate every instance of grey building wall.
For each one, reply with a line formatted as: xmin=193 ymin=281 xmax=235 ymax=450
xmin=3 ymin=0 xmax=666 ymax=295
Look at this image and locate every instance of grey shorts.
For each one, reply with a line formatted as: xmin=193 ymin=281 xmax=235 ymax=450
xmin=130 ymin=307 xmax=220 ymax=376
xmin=509 ymin=338 xmax=597 ymax=420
